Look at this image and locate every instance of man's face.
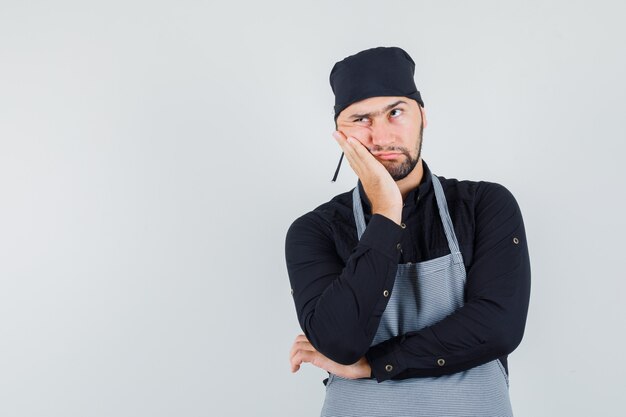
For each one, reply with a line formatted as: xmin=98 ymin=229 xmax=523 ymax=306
xmin=335 ymin=96 xmax=426 ymax=181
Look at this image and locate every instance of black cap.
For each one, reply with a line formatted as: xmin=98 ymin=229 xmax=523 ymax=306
xmin=329 ymin=46 xmax=424 ymax=121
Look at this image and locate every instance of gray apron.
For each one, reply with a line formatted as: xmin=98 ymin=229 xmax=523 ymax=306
xmin=320 ymin=173 xmax=513 ymax=417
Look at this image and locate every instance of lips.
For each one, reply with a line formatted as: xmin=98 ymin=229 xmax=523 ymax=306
xmin=373 ymin=152 xmax=402 ymax=160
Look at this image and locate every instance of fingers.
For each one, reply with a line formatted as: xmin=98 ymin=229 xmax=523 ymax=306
xmin=290 ymin=334 xmax=317 ymax=373
xmin=290 ymin=343 xmax=317 ymax=372
xmin=290 ymin=336 xmax=314 ymax=359
xmin=332 ymin=130 xmax=382 ymax=171
xmin=348 ymin=136 xmax=376 ymax=161
xmin=332 ymin=131 xmax=354 ymax=162
xmin=332 ymin=131 xmax=368 ymax=176
xmin=291 ymin=349 xmax=318 ymax=373
xmin=289 ymin=333 xmax=344 ymax=375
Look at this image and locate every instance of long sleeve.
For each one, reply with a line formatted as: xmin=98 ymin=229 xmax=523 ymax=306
xmin=365 ymin=183 xmax=531 ymax=382
xmin=286 ymin=213 xmax=404 ymax=365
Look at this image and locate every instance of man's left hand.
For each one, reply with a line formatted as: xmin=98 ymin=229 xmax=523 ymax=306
xmin=289 ymin=334 xmax=372 ymax=379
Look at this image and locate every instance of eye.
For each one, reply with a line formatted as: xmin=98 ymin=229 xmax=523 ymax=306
xmin=389 ymin=108 xmax=403 ymax=118
xmin=353 ymin=116 xmax=370 ymax=123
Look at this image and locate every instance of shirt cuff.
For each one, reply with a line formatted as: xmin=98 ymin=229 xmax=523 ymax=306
xmin=365 ymin=340 xmax=404 ymax=382
xmin=358 ymin=214 xmax=404 ymax=261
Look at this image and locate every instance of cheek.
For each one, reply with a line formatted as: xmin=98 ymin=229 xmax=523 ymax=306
xmin=340 ymin=126 xmax=370 ymax=142
xmin=394 ymin=121 xmax=420 ymax=140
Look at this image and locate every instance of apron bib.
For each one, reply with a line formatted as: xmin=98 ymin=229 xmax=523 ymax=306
xmin=320 ymin=173 xmax=513 ymax=417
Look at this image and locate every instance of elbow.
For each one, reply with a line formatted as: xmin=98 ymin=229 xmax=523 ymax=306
xmin=304 ymin=328 xmax=369 ymax=365
xmin=326 ymin=340 xmax=367 ymax=365
xmin=480 ymin=292 xmax=529 ymax=357
xmin=302 ymin=310 xmax=371 ymax=365
xmin=491 ymin=337 xmax=521 ymax=358
xmin=488 ymin=324 xmax=525 ymax=357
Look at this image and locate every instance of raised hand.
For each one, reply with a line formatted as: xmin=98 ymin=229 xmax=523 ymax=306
xmin=332 ymin=131 xmax=402 ymax=225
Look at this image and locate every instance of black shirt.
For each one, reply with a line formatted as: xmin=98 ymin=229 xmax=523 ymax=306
xmin=285 ymin=160 xmax=531 ymax=383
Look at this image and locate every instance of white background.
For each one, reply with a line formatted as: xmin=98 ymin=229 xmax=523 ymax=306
xmin=1 ymin=1 xmax=625 ymax=416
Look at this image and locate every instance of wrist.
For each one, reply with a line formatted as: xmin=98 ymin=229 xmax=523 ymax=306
xmin=351 ymin=358 xmax=373 ymax=379
xmin=372 ymin=207 xmax=402 ymax=225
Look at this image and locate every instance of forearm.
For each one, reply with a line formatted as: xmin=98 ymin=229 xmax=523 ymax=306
xmin=365 ymin=266 xmax=530 ymax=381
xmin=286 ymin=213 xmax=404 ymax=364
xmin=365 ymin=182 xmax=531 ymax=382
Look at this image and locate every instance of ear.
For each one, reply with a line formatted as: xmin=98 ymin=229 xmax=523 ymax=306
xmin=419 ymin=106 xmax=428 ymax=129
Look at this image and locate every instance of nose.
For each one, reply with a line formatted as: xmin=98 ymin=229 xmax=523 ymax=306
xmin=370 ymin=120 xmax=394 ymax=148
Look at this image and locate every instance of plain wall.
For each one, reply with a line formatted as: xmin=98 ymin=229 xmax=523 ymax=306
xmin=1 ymin=1 xmax=624 ymax=416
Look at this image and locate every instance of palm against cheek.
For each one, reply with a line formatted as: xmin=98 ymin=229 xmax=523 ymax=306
xmin=332 ymin=128 xmax=402 ymax=223
xmin=345 ymin=134 xmax=395 ymax=185
xmin=358 ymin=141 xmax=394 ymax=181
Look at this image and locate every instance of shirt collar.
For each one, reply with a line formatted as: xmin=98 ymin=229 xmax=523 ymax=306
xmin=357 ymin=159 xmax=433 ymax=213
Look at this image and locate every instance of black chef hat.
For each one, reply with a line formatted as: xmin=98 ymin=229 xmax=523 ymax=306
xmin=330 ymin=46 xmax=424 ymax=121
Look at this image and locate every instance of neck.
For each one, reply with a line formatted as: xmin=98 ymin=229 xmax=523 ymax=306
xmin=396 ymin=159 xmax=424 ymax=200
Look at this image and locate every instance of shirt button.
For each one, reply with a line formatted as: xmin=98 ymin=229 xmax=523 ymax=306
xmin=385 ymin=364 xmax=393 ymax=372
xmin=437 ymin=358 xmax=445 ymax=366
xmin=383 ymin=290 xmax=390 ymax=297
xmin=400 ymin=222 xmax=406 ymax=229
xmin=290 ymin=288 xmax=294 ymax=295
xmin=396 ymin=243 xmax=402 ymax=250
xmin=513 ymin=237 xmax=520 ymax=244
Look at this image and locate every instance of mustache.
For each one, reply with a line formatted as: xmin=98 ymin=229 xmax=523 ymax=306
xmin=368 ymin=145 xmax=411 ymax=155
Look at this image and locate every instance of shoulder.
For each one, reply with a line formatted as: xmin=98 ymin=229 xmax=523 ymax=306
xmin=285 ymin=188 xmax=355 ymax=246
xmin=436 ymin=174 xmax=520 ymax=212
xmin=473 ymin=181 xmax=522 ymax=217
xmin=434 ymin=174 xmax=524 ymax=243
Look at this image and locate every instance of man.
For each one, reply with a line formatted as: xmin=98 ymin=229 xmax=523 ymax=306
xmin=285 ymin=46 xmax=530 ymax=416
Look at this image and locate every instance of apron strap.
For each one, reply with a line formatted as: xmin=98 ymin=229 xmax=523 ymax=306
xmin=352 ymin=186 xmax=367 ymax=240
xmin=431 ymin=173 xmax=464 ymax=265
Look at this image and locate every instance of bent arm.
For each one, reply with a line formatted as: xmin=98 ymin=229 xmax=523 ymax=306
xmin=365 ymin=183 xmax=531 ymax=382
xmin=286 ymin=212 xmax=404 ymax=365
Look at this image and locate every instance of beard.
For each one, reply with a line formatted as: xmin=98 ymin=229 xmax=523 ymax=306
xmin=371 ymin=120 xmax=424 ymax=181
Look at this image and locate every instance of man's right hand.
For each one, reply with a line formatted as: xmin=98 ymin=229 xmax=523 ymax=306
xmin=332 ymin=131 xmax=403 ymax=225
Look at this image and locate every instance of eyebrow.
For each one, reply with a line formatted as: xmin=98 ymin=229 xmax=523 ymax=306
xmin=347 ymin=100 xmax=408 ymax=120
